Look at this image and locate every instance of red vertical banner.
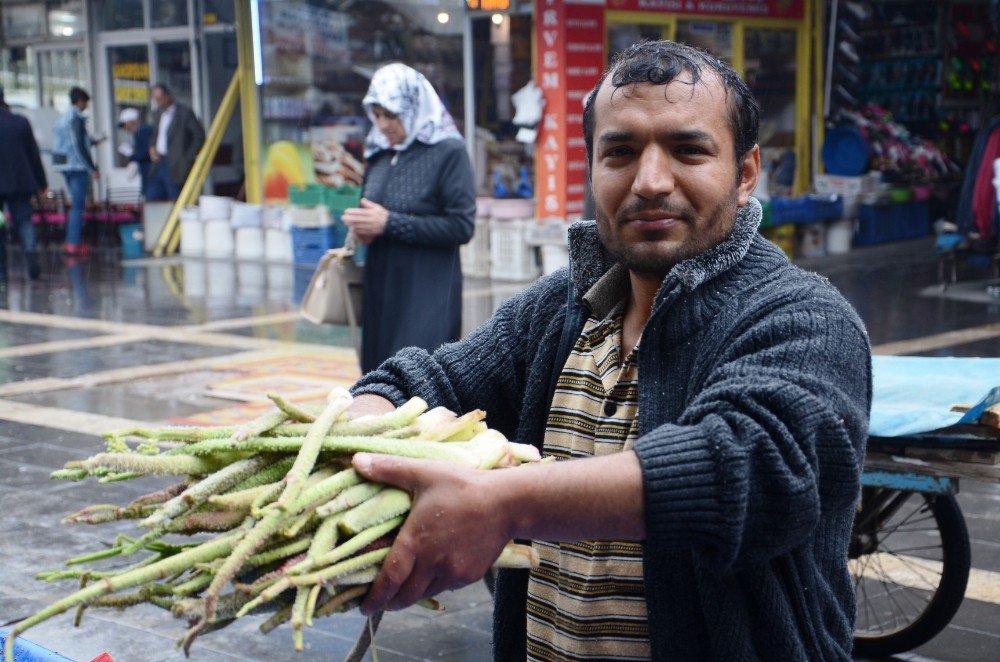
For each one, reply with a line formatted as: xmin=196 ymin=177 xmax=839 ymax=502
xmin=563 ymin=2 xmax=604 ymax=217
xmin=535 ymin=0 xmax=567 ymax=221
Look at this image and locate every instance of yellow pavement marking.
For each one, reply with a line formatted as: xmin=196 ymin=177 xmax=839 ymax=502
xmin=182 ymin=311 xmax=303 ymax=332
xmin=0 ymin=335 xmax=146 ymax=360
xmin=0 ymin=399 xmax=148 ymax=436
xmin=853 ymin=552 xmax=1000 ymax=605
xmin=872 ymin=322 xmax=1000 ymax=356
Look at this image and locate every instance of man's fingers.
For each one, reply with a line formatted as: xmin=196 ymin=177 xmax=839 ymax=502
xmin=360 ymin=542 xmax=414 ymax=615
xmin=352 ymin=453 xmax=427 ymax=491
xmin=386 ymin=558 xmax=436 ymax=611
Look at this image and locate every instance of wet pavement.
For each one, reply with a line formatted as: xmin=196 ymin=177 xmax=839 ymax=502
xmin=0 ymin=237 xmax=998 ymax=662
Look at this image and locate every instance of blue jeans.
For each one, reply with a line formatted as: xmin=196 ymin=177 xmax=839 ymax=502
xmin=146 ymin=162 xmax=179 ymax=201
xmin=0 ymin=193 xmax=36 ymax=253
xmin=62 ymin=170 xmax=91 ymax=246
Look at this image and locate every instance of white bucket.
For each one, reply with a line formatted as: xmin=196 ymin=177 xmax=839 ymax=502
xmin=263 ymin=205 xmax=286 ymax=230
xmin=203 ymin=219 xmax=234 ymax=258
xmin=199 ymin=195 xmax=232 ymax=221
xmin=180 ymin=218 xmax=205 ymax=256
xmin=265 ymin=227 xmax=293 ymax=263
xmin=826 ymin=219 xmax=853 ymax=255
xmin=798 ymin=223 xmax=826 ymax=258
xmin=179 ymin=206 xmax=200 ymax=222
xmin=230 ymin=202 xmax=263 ymax=228
xmin=235 ymin=227 xmax=265 ymax=260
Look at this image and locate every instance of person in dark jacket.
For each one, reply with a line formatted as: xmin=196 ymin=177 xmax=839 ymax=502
xmin=148 ymin=83 xmax=205 ymax=201
xmin=0 ymin=84 xmax=48 ymax=279
xmin=343 ymin=41 xmax=872 ymax=660
xmin=117 ymin=107 xmax=154 ymax=198
xmin=341 ymin=63 xmax=475 ymax=372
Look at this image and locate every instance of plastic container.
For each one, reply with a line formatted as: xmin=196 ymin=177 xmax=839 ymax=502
xmin=235 ymin=226 xmax=265 ymax=260
xmin=119 ymin=222 xmax=144 ymax=259
xmin=180 ymin=218 xmax=205 ymax=256
xmin=460 ymin=217 xmax=491 ymax=278
xmin=808 ymin=194 xmax=844 ymax=222
xmin=826 ymin=219 xmax=853 ymax=254
xmin=288 ymin=184 xmax=326 ymax=208
xmin=489 ymin=219 xmax=539 ymax=281
xmin=230 ymin=202 xmax=263 ymax=228
xmin=821 ymin=126 xmax=869 ymax=176
xmin=284 ymin=206 xmax=332 ymax=229
xmin=323 ymin=185 xmax=362 ymax=213
xmin=855 ymin=201 xmax=929 ymax=246
xmin=770 ymin=197 xmax=813 ymax=224
xmin=265 ymin=227 xmax=293 ymax=263
xmin=291 ymin=225 xmax=339 ymax=266
xmin=203 ymin=219 xmax=235 ymax=258
xmin=199 ymin=195 xmax=232 ymax=221
xmin=0 ymin=631 xmax=75 ymax=661
xmin=798 ymin=223 xmax=826 ymax=257
xmin=262 ymin=205 xmax=286 ymax=230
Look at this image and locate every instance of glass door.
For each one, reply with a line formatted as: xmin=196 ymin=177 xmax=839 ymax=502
xmin=39 ymin=48 xmax=86 ymax=112
xmin=154 ymin=40 xmax=194 ymax=111
xmin=107 ymin=44 xmax=151 ymax=168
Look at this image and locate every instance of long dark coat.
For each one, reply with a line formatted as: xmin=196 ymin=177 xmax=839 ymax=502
xmin=0 ymin=109 xmax=47 ymax=195
xmin=360 ymin=138 xmax=475 ymax=372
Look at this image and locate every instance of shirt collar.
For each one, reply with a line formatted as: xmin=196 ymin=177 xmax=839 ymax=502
xmin=582 ymin=263 xmax=630 ymax=320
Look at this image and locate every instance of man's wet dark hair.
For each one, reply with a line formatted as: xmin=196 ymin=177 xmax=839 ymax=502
xmin=583 ymin=40 xmax=760 ymax=167
xmin=152 ymin=83 xmax=173 ymax=98
xmin=69 ymin=87 xmax=90 ymax=105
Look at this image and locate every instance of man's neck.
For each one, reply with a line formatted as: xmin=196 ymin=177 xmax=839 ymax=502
xmin=621 ymin=270 xmax=664 ymax=359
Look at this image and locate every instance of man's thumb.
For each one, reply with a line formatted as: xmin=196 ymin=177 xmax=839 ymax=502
xmin=352 ymin=452 xmax=415 ymax=489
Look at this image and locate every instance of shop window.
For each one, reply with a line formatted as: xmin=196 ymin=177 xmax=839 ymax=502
xmin=155 ymin=41 xmax=194 ymax=111
xmin=2 ymin=3 xmax=46 ymax=39
xmin=744 ymin=28 xmax=797 ymax=149
xmin=676 ymin=20 xmax=734 ymax=64
xmin=0 ymin=47 xmax=38 ymax=109
xmin=97 ymin=0 xmax=143 ymax=31
xmin=47 ymin=0 xmax=84 ymax=37
xmin=108 ymin=44 xmax=150 ymax=166
xmin=151 ymin=0 xmax=188 ymax=29
xmin=607 ymin=23 xmax=664 ymax=62
xmin=39 ymin=49 xmax=85 ymax=111
xmin=202 ymin=0 xmax=236 ymax=26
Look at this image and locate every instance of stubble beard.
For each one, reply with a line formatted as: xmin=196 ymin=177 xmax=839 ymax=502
xmin=596 ymin=192 xmax=739 ymax=277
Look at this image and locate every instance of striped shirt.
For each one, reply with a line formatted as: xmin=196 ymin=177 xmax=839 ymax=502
xmin=526 ymin=286 xmax=650 ymax=660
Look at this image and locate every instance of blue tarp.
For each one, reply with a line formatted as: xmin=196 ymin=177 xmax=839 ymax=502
xmin=0 ymin=632 xmax=75 ymax=662
xmin=870 ymin=356 xmax=1000 ymax=437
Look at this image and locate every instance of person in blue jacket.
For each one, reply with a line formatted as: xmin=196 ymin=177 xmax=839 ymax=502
xmin=118 ymin=107 xmax=154 ymax=199
xmin=52 ymin=87 xmax=100 ymax=256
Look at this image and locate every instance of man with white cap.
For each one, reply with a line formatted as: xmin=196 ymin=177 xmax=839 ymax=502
xmin=118 ymin=107 xmax=153 ymax=198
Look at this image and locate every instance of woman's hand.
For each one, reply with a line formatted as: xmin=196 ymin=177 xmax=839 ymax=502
xmin=342 ymin=198 xmax=389 ymax=244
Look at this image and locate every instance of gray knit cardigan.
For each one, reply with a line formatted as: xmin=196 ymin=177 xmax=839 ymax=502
xmin=352 ymin=199 xmax=872 ymax=661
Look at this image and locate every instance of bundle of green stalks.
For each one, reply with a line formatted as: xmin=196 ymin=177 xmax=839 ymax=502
xmin=4 ymin=389 xmax=541 ymax=661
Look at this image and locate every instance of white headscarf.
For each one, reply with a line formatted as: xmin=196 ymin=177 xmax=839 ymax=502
xmin=362 ymin=63 xmax=463 ymax=158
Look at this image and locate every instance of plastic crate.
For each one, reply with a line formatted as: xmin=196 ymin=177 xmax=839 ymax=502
xmin=323 ymin=185 xmax=362 ymax=213
xmin=0 ymin=631 xmax=75 ymax=661
xmin=855 ymin=201 xmax=930 ymax=246
xmin=288 ymin=184 xmax=326 ymax=208
xmin=489 ymin=219 xmax=539 ymax=281
xmin=758 ymin=200 xmax=773 ymax=228
xmin=291 ymin=225 xmax=347 ymax=267
xmin=808 ymin=194 xmax=844 ymax=222
xmin=460 ymin=217 xmax=491 ymax=278
xmin=770 ymin=197 xmax=813 ymax=224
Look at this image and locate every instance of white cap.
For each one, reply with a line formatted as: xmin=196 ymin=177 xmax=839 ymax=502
xmin=118 ymin=107 xmax=141 ymax=125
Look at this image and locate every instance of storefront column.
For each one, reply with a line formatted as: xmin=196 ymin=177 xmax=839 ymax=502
xmin=535 ymin=0 xmax=603 ymax=222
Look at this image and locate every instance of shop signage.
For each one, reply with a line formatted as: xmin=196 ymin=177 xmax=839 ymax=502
xmin=535 ymin=0 xmax=603 ymax=221
xmin=605 ymin=0 xmax=804 ymax=19
xmin=466 ymin=0 xmax=513 ymax=9
xmin=112 ymin=62 xmax=150 ymax=104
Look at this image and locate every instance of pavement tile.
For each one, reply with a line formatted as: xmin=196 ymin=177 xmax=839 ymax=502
xmin=0 ymin=322 xmax=102 ymax=347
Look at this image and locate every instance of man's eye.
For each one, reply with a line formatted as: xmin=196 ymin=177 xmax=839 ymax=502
xmin=604 ymin=146 xmax=632 ymax=158
xmin=678 ymin=145 xmax=708 ymax=156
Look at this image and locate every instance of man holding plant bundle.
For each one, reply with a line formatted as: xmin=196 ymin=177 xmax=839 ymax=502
xmin=347 ymin=40 xmax=871 ymax=661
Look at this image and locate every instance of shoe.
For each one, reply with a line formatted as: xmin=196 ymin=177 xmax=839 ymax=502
xmin=837 ymin=19 xmax=862 ymax=44
xmin=842 ymin=1 xmax=869 ymax=22
xmin=835 ymin=62 xmax=861 ymax=86
xmin=834 ymin=84 xmax=860 ymax=107
xmin=61 ymin=242 xmax=92 ymax=257
xmin=837 ymin=40 xmax=861 ymax=65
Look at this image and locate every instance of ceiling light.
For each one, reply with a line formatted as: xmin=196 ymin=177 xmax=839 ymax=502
xmin=491 ymin=13 xmax=504 ymax=25
xmin=437 ymin=12 xmax=449 ymax=24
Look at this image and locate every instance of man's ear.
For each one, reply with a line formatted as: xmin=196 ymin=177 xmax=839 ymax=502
xmin=736 ymin=144 xmax=761 ymax=207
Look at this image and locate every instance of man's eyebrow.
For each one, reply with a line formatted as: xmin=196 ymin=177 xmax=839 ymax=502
xmin=597 ymin=130 xmax=635 ymax=145
xmin=667 ymin=129 xmax=719 ymax=149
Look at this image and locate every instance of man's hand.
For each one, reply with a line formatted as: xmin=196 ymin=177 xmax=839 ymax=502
xmin=352 ymin=453 xmax=513 ymax=615
xmin=149 ymin=147 xmax=161 ymax=163
xmin=341 ymin=198 xmax=389 ymax=244
xmin=343 ymin=393 xmax=395 ymax=420
xmin=92 ymin=169 xmax=100 ymax=181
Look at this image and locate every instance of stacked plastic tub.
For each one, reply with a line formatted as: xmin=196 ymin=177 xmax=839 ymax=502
xmin=287 ymin=184 xmax=360 ymax=267
xmin=231 ymin=202 xmax=264 ymax=260
xmin=200 ymin=195 xmax=234 ymax=258
xmin=460 ymin=197 xmax=492 ymax=278
xmin=489 ymin=198 xmax=539 ymax=281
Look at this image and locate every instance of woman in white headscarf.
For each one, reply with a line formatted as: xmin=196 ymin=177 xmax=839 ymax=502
xmin=342 ymin=63 xmax=476 ymax=373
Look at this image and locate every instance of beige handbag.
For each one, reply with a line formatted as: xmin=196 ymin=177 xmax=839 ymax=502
xmin=300 ymin=239 xmax=364 ymax=352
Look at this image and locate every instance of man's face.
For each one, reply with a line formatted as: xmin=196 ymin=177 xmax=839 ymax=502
xmin=589 ymin=74 xmax=759 ymax=278
xmin=124 ymin=120 xmax=138 ymax=134
xmin=151 ymin=88 xmax=172 ymax=111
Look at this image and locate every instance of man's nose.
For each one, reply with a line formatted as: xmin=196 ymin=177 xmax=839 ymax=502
xmin=631 ymin=146 xmax=675 ymax=200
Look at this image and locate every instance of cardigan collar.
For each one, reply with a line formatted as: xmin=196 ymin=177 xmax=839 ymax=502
xmin=567 ymin=196 xmax=763 ymax=305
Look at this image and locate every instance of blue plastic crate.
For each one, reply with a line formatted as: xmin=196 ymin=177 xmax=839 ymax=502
xmin=808 ymin=194 xmax=844 ymax=222
xmin=893 ymin=200 xmax=930 ymax=239
xmin=0 ymin=631 xmax=75 ymax=662
xmin=855 ymin=204 xmax=895 ymax=245
xmin=291 ymin=224 xmax=348 ymax=267
xmin=770 ymin=197 xmax=813 ymax=224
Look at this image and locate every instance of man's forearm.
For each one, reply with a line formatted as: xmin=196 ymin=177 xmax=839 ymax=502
xmin=495 ymin=450 xmax=646 ymax=542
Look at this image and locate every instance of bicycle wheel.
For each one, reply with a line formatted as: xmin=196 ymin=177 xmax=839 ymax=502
xmin=850 ymin=489 xmax=971 ymax=657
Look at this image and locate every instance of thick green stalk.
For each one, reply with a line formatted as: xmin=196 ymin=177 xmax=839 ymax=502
xmin=314 ymin=482 xmax=382 ymax=518
xmin=292 ymin=468 xmax=364 ymax=513
xmin=276 ymin=389 xmax=353 ymax=509
xmin=307 ymin=516 xmax=341 ymax=562
xmin=142 ymin=456 xmax=272 ymax=529
xmin=312 ymin=585 xmax=367 ymax=619
xmin=289 ymin=548 xmax=390 ymax=588
xmin=226 ymin=456 xmax=295 ymax=492
xmin=230 ymin=409 xmax=289 ymax=443
xmin=326 ymin=397 xmax=427 ymax=436
xmin=338 ymin=489 xmax=412 ymax=537
xmin=4 ymin=533 xmax=239 ymax=662
xmin=304 ymin=584 xmax=321 ymax=627
xmin=267 ymin=393 xmax=317 ymax=423
xmin=291 ymin=586 xmax=310 ymax=650
xmin=66 ymin=453 xmax=228 ymax=477
xmin=207 ymin=483 xmax=272 ymax=510
xmin=301 ymin=516 xmax=403 ymax=573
